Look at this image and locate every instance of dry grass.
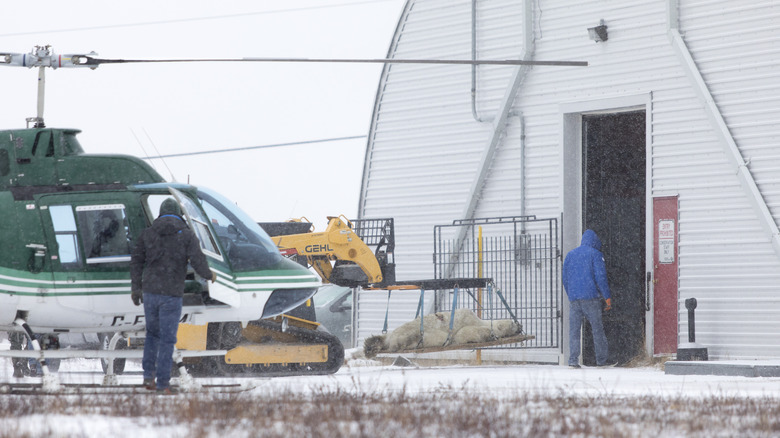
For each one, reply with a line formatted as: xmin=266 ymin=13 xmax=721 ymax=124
xmin=0 ymin=385 xmax=777 ymax=438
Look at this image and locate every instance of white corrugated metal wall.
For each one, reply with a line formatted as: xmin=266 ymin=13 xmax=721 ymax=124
xmin=674 ymin=1 xmax=780 ymax=359
xmin=359 ymin=0 xmax=780 ymax=360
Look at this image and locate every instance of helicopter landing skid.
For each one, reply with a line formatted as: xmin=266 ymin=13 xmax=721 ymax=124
xmin=12 ymin=318 xmax=61 ymax=392
xmin=0 ymin=381 xmax=255 ymax=395
xmin=2 ymin=320 xmax=231 ymax=393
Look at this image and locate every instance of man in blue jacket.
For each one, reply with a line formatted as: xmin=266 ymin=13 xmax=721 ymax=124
xmin=562 ymin=229 xmax=614 ymax=368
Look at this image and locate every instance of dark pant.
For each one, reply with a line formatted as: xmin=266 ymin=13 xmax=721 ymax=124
xmin=569 ymin=298 xmax=609 ymax=366
xmin=142 ymin=293 xmax=182 ymax=389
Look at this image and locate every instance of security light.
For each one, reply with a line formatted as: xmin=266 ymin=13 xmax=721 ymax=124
xmin=588 ymin=20 xmax=608 ymax=42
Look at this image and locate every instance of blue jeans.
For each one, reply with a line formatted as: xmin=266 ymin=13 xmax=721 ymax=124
xmin=569 ymin=298 xmax=609 ymax=366
xmin=142 ymin=293 xmax=182 ymax=389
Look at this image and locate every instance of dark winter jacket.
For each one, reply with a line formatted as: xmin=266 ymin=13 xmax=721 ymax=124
xmin=562 ymin=229 xmax=612 ymax=302
xmin=130 ymin=214 xmax=213 ymax=297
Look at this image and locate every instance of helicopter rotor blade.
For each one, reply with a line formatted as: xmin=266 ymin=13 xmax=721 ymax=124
xmin=81 ymin=56 xmax=587 ymax=67
xmin=0 ymin=47 xmax=587 ymax=68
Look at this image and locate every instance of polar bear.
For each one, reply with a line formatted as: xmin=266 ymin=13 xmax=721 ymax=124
xmin=363 ymin=308 xmax=522 ymax=358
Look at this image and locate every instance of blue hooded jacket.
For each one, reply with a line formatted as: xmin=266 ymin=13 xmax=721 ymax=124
xmin=562 ymin=229 xmax=612 ymax=302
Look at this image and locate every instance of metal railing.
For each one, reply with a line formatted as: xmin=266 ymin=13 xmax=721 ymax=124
xmin=433 ymin=216 xmax=561 ymax=349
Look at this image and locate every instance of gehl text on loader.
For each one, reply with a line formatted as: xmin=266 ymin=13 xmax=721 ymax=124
xmin=0 ymin=46 xmax=582 ymax=393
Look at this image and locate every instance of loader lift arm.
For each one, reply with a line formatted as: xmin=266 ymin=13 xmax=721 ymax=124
xmin=271 ymin=216 xmax=393 ymax=287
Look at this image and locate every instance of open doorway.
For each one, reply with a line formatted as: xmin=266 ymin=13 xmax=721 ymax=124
xmin=581 ymin=111 xmax=646 ymax=365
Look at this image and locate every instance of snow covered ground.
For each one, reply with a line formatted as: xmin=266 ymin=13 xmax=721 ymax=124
xmin=0 ymin=349 xmax=778 ymax=437
xmin=4 ymin=351 xmax=776 ymax=399
xmin=287 ymin=357 xmax=780 ymax=398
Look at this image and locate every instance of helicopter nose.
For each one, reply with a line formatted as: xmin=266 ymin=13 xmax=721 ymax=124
xmin=261 ymin=288 xmax=317 ymax=319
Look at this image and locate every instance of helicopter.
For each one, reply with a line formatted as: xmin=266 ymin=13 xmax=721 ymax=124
xmin=0 ymin=46 xmax=585 ymax=390
xmin=0 ymin=47 xmax=327 ymax=388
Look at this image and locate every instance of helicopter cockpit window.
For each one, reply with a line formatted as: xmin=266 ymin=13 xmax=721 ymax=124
xmin=49 ymin=205 xmax=81 ymax=266
xmin=143 ymin=194 xmax=222 ymax=260
xmin=197 ymin=187 xmax=282 ymax=271
xmin=75 ymin=204 xmax=131 ymax=265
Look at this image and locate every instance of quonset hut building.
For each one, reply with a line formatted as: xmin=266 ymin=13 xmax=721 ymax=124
xmin=354 ymin=0 xmax=780 ymax=365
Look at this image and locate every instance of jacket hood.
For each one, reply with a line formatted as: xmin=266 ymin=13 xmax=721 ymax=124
xmin=159 ymin=198 xmax=182 ymax=217
xmin=580 ymin=229 xmax=602 ymax=251
xmin=151 ymin=215 xmax=187 ymax=236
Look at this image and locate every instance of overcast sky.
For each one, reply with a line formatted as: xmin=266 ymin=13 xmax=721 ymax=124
xmin=0 ymin=1 xmax=405 ymax=229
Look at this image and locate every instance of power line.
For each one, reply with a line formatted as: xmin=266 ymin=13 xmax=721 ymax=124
xmin=143 ymin=135 xmax=366 ymax=160
xmin=0 ymin=1 xmax=396 ymax=37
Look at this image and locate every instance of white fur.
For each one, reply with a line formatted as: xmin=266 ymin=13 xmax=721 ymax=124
xmin=452 ymin=325 xmax=493 ymax=344
xmin=363 ymin=308 xmax=522 ymax=358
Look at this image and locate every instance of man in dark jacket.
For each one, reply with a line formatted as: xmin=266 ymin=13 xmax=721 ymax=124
xmin=130 ymin=198 xmax=215 ymax=393
xmin=562 ymin=229 xmax=614 ymax=368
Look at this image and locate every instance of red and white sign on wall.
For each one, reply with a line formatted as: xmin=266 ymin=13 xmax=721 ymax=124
xmin=658 ymin=219 xmax=675 ymax=264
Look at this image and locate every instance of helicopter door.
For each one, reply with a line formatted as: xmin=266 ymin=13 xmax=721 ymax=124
xmin=167 ymin=188 xmax=222 ymax=261
xmin=39 ymin=193 xmax=137 ymax=317
xmin=167 ymin=188 xmax=240 ymax=307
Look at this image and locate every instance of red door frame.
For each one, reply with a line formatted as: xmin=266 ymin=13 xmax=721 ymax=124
xmin=653 ymin=196 xmax=678 ymax=355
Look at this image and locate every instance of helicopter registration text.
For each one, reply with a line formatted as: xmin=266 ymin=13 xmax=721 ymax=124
xmin=111 ymin=313 xmax=192 ymax=326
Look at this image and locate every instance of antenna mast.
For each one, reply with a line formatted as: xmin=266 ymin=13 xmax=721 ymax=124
xmin=31 ymin=47 xmax=48 ymax=128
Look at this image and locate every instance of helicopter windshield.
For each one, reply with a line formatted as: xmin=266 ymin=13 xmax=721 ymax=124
xmin=196 ymin=187 xmax=282 ymax=271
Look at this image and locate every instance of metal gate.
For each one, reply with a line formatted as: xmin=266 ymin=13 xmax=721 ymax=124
xmin=433 ymin=216 xmax=561 ymax=350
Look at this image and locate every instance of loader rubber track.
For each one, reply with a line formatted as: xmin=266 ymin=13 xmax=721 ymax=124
xmin=191 ymin=319 xmax=345 ymax=378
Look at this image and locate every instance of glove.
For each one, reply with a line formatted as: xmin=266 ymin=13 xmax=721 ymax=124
xmin=211 ymin=272 xmax=218 ymax=283
xmin=604 ymin=298 xmax=612 ymax=312
xmin=131 ymin=290 xmax=143 ymax=306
